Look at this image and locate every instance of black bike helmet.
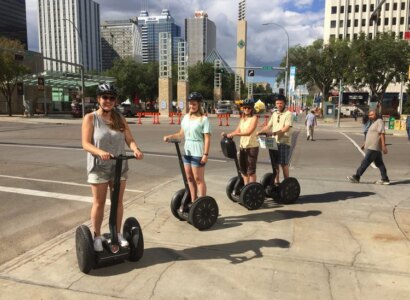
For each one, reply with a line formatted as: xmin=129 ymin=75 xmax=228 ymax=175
xmin=187 ymin=92 xmax=203 ymax=101
xmin=274 ymin=94 xmax=287 ymax=103
xmin=242 ymin=98 xmax=254 ymax=108
xmin=97 ymin=82 xmax=117 ymax=96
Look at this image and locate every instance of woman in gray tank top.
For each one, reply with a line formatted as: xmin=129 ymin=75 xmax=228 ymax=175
xmin=82 ymin=83 xmax=144 ymax=252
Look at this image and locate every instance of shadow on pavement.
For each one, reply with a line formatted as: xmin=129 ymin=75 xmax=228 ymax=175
xmin=300 ymin=191 xmax=375 ymax=203
xmin=90 ymin=238 xmax=290 ymax=276
xmin=389 ymin=179 xmax=410 ymax=186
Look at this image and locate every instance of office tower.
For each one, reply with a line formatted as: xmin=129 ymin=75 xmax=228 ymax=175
xmin=38 ymin=0 xmax=101 ymax=72
xmin=236 ymin=0 xmax=247 ymax=83
xmin=137 ymin=9 xmax=183 ymax=64
xmin=0 ymin=0 xmax=28 ymax=48
xmin=324 ymin=0 xmax=410 ymax=43
xmin=185 ymin=10 xmax=216 ymax=66
xmin=101 ymin=18 xmax=142 ymax=71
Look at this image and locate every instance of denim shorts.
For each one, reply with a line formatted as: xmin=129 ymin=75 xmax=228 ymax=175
xmin=183 ymin=155 xmax=205 ymax=167
xmin=87 ymin=170 xmax=128 ymax=184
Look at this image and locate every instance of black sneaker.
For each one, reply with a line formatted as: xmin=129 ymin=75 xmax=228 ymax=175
xmin=347 ymin=175 xmax=360 ymax=183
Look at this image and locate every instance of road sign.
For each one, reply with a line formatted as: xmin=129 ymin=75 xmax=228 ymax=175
xmin=247 ymin=69 xmax=255 ymax=77
xmin=262 ymin=66 xmax=272 ymax=71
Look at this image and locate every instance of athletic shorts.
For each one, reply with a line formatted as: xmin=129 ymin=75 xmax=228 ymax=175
xmin=183 ymin=155 xmax=205 ymax=167
xmin=87 ymin=168 xmax=128 ymax=184
xmin=239 ymin=147 xmax=259 ymax=176
xmin=276 ymin=144 xmax=291 ymax=165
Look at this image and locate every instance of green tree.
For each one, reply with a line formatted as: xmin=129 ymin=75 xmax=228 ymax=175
xmin=349 ymin=32 xmax=410 ymax=102
xmin=188 ymin=62 xmax=214 ymax=99
xmin=0 ymin=37 xmax=30 ymax=116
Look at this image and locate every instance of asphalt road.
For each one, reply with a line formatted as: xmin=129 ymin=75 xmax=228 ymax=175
xmin=0 ymin=115 xmax=409 ymax=299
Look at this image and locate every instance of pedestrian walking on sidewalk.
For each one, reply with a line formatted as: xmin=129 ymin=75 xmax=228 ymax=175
xmin=305 ymin=109 xmax=317 ymax=141
xmin=406 ymin=115 xmax=410 ymax=142
xmin=257 ymin=94 xmax=293 ymax=184
xmin=82 ymin=83 xmax=144 ymax=252
xmin=347 ymin=109 xmax=390 ymax=185
xmin=163 ymin=92 xmax=211 ymax=203
xmin=222 ymin=98 xmax=259 ymax=185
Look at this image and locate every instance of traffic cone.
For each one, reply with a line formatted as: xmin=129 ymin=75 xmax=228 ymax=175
xmin=169 ymin=112 xmax=175 ymax=124
xmin=137 ymin=112 xmax=142 ymax=125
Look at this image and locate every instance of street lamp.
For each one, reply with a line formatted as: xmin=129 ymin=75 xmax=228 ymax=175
xmin=262 ymin=22 xmax=289 ymax=98
xmin=63 ymin=18 xmax=85 ymax=117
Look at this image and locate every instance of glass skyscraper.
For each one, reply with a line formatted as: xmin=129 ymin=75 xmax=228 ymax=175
xmin=137 ymin=9 xmax=183 ymax=64
xmin=0 ymin=0 xmax=28 ymax=48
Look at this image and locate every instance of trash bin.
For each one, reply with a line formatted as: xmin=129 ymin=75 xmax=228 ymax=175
xmin=389 ymin=116 xmax=395 ymax=129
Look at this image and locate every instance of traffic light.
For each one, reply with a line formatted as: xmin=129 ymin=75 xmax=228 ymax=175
xmin=248 ymin=69 xmax=255 ymax=77
xmin=16 ymin=82 xmax=24 ymax=95
xmin=38 ymin=77 xmax=45 ymax=91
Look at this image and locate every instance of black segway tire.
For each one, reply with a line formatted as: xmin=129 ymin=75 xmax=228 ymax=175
xmin=189 ymin=196 xmax=219 ymax=230
xmin=123 ymin=217 xmax=144 ymax=261
xmin=75 ymin=225 xmax=95 ymax=274
xmin=278 ymin=177 xmax=301 ymax=204
xmin=170 ymin=188 xmax=186 ymax=220
xmin=260 ymin=173 xmax=274 ymax=198
xmin=240 ymin=183 xmax=265 ymax=210
xmin=226 ymin=176 xmax=243 ymax=202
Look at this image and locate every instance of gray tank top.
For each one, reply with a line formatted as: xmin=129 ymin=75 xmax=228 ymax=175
xmin=87 ymin=112 xmax=128 ymax=175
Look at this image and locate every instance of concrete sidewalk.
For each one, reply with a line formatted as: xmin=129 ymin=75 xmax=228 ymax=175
xmin=0 ymin=158 xmax=409 ymax=299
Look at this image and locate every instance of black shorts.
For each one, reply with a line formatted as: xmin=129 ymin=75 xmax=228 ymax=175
xmin=239 ymin=147 xmax=259 ymax=176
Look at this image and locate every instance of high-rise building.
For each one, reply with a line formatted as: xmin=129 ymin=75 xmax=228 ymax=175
xmin=137 ymin=9 xmax=183 ymax=64
xmin=101 ymin=18 xmax=142 ymax=71
xmin=0 ymin=0 xmax=28 ymax=48
xmin=185 ymin=11 xmax=216 ymax=66
xmin=38 ymin=0 xmax=101 ymax=72
xmin=324 ymin=0 xmax=410 ymax=43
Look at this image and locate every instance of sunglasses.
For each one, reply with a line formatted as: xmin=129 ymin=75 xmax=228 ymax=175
xmin=101 ymin=95 xmax=116 ymax=101
xmin=243 ymin=106 xmax=252 ymax=109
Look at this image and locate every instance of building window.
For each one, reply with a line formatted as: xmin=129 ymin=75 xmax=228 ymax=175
xmin=331 ymin=6 xmax=337 ymax=14
xmin=362 ymin=19 xmax=366 ymax=26
xmin=369 ymin=33 xmax=373 ymax=39
xmin=393 ymin=3 xmax=398 ymax=10
xmin=346 ymin=34 xmax=350 ymax=39
xmin=354 ymin=19 xmax=358 ymax=27
xmin=330 ymin=20 xmax=336 ymax=28
xmin=339 ymin=20 xmax=344 ymax=27
xmin=385 ymin=3 xmax=390 ymax=11
xmin=355 ymin=5 xmax=359 ymax=13
xmin=392 ymin=17 xmax=397 ymax=25
xmin=400 ymin=17 xmax=404 ymax=24
xmin=401 ymin=2 xmax=405 ymax=10
xmin=347 ymin=20 xmax=351 ymax=27
xmin=340 ymin=6 xmax=345 ymax=13
xmin=330 ymin=34 xmax=336 ymax=40
xmin=363 ymin=4 xmax=367 ymax=12
xmin=339 ymin=34 xmax=343 ymax=39
xmin=348 ymin=5 xmax=352 ymax=13
xmin=384 ymin=18 xmax=389 ymax=25
xmin=370 ymin=4 xmax=374 ymax=11
xmin=353 ymin=33 xmax=358 ymax=40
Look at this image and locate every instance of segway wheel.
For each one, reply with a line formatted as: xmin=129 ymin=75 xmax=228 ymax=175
xmin=170 ymin=188 xmax=186 ymax=220
xmin=75 ymin=225 xmax=95 ymax=274
xmin=278 ymin=177 xmax=301 ymax=204
xmin=123 ymin=217 xmax=144 ymax=262
xmin=189 ymin=196 xmax=219 ymax=230
xmin=240 ymin=183 xmax=265 ymax=210
xmin=226 ymin=176 xmax=243 ymax=202
xmin=260 ymin=173 xmax=275 ymax=198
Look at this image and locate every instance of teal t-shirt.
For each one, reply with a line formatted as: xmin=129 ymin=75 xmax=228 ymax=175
xmin=181 ymin=114 xmax=211 ymax=157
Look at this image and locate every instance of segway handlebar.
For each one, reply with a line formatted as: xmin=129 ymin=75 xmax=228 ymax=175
xmin=110 ymin=154 xmax=136 ymax=160
xmin=166 ymin=138 xmax=181 ymax=144
xmin=257 ymin=132 xmax=274 ymax=137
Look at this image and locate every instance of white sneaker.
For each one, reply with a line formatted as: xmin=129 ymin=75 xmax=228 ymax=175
xmin=117 ymin=233 xmax=129 ymax=247
xmin=93 ymin=236 xmax=104 ymax=252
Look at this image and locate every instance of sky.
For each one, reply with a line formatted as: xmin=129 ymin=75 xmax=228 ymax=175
xmin=25 ymin=0 xmax=325 ymax=85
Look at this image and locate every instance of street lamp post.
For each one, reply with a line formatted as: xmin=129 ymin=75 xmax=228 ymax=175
xmin=262 ymin=22 xmax=289 ymax=98
xmin=63 ymin=18 xmax=85 ymax=117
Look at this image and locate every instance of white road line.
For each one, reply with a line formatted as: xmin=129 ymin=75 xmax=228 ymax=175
xmin=0 ymin=186 xmax=93 ymax=203
xmin=0 ymin=174 xmax=143 ymax=193
xmin=339 ymin=132 xmax=376 ymax=169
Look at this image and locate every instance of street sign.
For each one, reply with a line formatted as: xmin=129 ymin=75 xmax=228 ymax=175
xmin=247 ymin=69 xmax=255 ymax=77
xmin=262 ymin=66 xmax=272 ymax=71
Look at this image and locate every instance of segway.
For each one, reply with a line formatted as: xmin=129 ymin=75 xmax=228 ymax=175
xmin=75 ymin=155 xmax=144 ymax=274
xmin=167 ymin=139 xmax=219 ymax=230
xmin=258 ymin=134 xmax=301 ymax=204
xmin=220 ymin=136 xmax=265 ymax=210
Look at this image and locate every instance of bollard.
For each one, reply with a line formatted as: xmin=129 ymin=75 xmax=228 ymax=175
xmin=169 ymin=112 xmax=175 ymax=125
xmin=225 ymin=114 xmax=230 ymax=126
xmin=177 ymin=113 xmax=182 ymax=125
xmin=137 ymin=112 xmax=142 ymax=125
xmin=155 ymin=112 xmax=161 ymax=124
xmin=218 ymin=114 xmax=223 ymax=126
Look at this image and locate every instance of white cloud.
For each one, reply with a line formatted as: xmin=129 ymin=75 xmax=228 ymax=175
xmin=25 ymin=0 xmax=324 ymax=70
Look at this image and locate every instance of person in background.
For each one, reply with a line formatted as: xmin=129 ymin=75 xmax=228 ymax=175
xmin=82 ymin=83 xmax=144 ymax=252
xmin=223 ymin=99 xmax=259 ymax=185
xmin=305 ymin=109 xmax=317 ymax=141
xmin=362 ymin=113 xmax=371 ymax=139
xmin=347 ymin=109 xmax=390 ymax=185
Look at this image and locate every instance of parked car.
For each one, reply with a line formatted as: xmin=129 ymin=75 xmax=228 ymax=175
xmin=117 ymin=102 xmax=140 ymax=117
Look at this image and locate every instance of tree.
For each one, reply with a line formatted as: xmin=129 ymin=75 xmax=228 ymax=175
xmin=0 ymin=37 xmax=30 ymax=116
xmin=349 ymin=32 xmax=410 ymax=102
xmin=188 ymin=62 xmax=214 ymax=99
